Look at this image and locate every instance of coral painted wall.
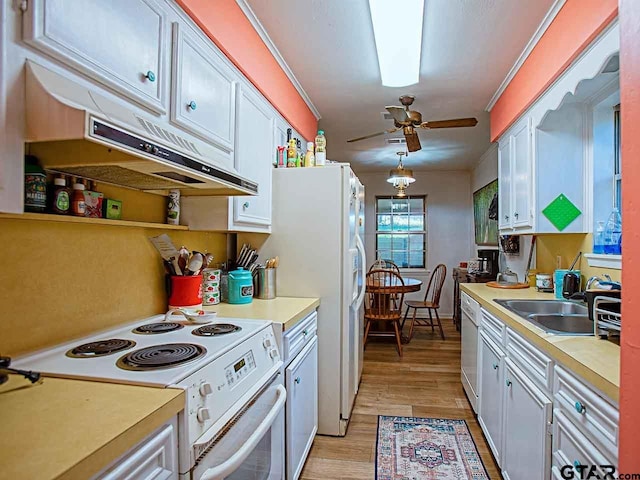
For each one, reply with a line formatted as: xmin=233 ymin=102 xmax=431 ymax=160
xmin=490 ymin=0 xmax=618 ymax=141
xmin=619 ymin=0 xmax=640 ymax=471
xmin=175 ymin=0 xmax=318 ymax=141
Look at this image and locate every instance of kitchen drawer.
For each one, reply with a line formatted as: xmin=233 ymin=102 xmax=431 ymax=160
xmin=93 ymin=417 xmax=178 ymax=480
xmin=554 ymin=366 xmax=618 ymax=461
xmin=283 ymin=311 xmax=318 ymax=366
xmin=461 ymin=292 xmax=479 ymax=321
xmin=552 ymin=409 xmax=616 ymax=477
xmin=480 ymin=309 xmax=505 ymax=346
xmin=506 ymin=328 xmax=554 ymax=394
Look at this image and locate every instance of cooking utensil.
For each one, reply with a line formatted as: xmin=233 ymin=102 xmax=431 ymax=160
xmin=185 ymin=252 xmax=204 ymax=276
xmin=178 ymin=246 xmax=190 ymax=273
xmin=524 ymin=235 xmax=536 ymax=283
xmin=568 ymin=251 xmax=582 ymax=271
xmin=170 ymin=256 xmax=183 ymax=276
xmin=203 ymin=252 xmax=214 ymax=268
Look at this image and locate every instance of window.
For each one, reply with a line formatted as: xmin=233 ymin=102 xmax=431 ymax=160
xmin=614 ymin=104 xmax=621 ymax=210
xmin=375 ymin=195 xmax=426 ymax=269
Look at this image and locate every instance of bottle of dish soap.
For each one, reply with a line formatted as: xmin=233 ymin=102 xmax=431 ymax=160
xmin=603 ymin=208 xmax=622 ymax=255
xmin=593 ymin=221 xmax=606 ymax=254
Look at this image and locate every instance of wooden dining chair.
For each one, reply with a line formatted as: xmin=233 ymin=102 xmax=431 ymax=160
xmin=364 ymin=269 xmax=405 ymax=356
xmin=403 ymin=264 xmax=447 ymax=340
xmin=368 ymin=259 xmax=400 ymax=273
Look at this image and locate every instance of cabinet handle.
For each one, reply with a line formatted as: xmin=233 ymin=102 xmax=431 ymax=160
xmin=187 ymin=100 xmax=197 ymax=111
xmin=574 ymin=401 xmax=586 ymax=414
xmin=504 ymin=215 xmax=509 ymax=220
xmin=514 ymin=212 xmax=519 ymax=218
xmin=243 ymin=202 xmax=250 ymax=209
xmin=295 ymin=377 xmax=301 ymax=384
xmin=492 ymin=363 xmax=498 ymax=370
xmin=506 ymin=379 xmax=512 ymax=387
xmin=144 ymin=70 xmax=156 ymax=82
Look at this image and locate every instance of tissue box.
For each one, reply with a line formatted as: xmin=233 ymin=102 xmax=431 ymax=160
xmin=83 ymin=191 xmax=104 ymax=218
xmin=103 ymin=199 xmax=123 ymax=220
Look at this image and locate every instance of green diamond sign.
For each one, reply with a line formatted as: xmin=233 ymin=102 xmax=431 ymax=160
xmin=542 ymin=194 xmax=582 ymax=231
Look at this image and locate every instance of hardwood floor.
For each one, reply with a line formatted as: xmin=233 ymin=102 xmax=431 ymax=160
xmin=300 ymin=319 xmax=501 ymax=479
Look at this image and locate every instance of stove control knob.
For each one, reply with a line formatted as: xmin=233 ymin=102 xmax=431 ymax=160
xmin=197 ymin=407 xmax=211 ymax=423
xmin=269 ymin=349 xmax=279 ymax=359
xmin=263 ymin=338 xmax=272 ymax=349
xmin=199 ymin=382 xmax=213 ymax=397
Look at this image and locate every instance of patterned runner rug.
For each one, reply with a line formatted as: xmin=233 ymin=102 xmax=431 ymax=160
xmin=376 ymin=416 xmax=489 ymax=479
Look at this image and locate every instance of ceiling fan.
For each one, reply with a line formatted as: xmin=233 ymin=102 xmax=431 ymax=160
xmin=347 ymin=95 xmax=478 ymax=152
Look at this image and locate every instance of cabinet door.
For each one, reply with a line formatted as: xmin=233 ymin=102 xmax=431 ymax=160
xmin=286 ymin=337 xmax=318 ymax=480
xmin=478 ymin=331 xmax=505 ymax=465
xmin=498 ymin=139 xmax=512 ymax=229
xmin=24 ymin=0 xmax=167 ymax=113
xmin=171 ymin=23 xmax=236 ymax=149
xmin=461 ymin=310 xmax=479 ymax=412
xmin=233 ymin=86 xmax=274 ymax=227
xmin=511 ymin=118 xmax=533 ymax=228
xmin=502 ymin=358 xmax=552 ymax=480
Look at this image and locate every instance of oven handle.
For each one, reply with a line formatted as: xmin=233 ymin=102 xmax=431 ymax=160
xmin=199 ymin=384 xmax=287 ymax=480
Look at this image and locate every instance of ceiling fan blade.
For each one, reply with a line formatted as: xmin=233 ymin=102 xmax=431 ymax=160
xmin=405 ymin=131 xmax=421 ymax=152
xmin=419 ymin=118 xmax=478 ymax=129
xmin=346 ymin=127 xmax=400 ymax=143
xmin=385 ymin=106 xmax=409 ymax=123
xmin=347 ymin=131 xmax=386 ymax=143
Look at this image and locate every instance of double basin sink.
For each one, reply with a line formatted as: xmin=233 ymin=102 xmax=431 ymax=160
xmin=494 ymin=299 xmax=596 ymax=336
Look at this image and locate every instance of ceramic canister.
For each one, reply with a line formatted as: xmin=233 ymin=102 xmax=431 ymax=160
xmin=228 ymin=267 xmax=253 ymax=304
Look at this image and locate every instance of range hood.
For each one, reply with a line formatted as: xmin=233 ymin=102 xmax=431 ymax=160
xmin=24 ymin=61 xmax=258 ymax=196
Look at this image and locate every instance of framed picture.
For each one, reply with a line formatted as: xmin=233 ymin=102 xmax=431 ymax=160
xmin=473 ymin=179 xmax=498 ymax=246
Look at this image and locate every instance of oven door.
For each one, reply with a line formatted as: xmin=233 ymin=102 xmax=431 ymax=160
xmin=192 ymin=375 xmax=286 ymax=480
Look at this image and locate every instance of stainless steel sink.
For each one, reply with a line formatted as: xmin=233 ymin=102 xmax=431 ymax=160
xmin=494 ymin=299 xmax=595 ymax=336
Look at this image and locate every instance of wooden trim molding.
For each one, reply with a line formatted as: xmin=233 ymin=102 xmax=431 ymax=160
xmin=486 ymin=0 xmax=567 ymax=111
xmin=235 ymin=0 xmax=321 ymax=120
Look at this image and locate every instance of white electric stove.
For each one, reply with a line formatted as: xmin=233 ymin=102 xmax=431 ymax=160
xmin=13 ymin=315 xmax=285 ymax=479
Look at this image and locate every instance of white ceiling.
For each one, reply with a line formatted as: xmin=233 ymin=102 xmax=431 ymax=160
xmin=245 ymin=0 xmax=556 ymax=173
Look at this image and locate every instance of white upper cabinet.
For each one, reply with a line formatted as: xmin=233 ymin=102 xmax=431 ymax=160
xmin=23 ymin=0 xmax=168 ymax=114
xmin=498 ymin=116 xmax=533 ymax=232
xmin=171 ymin=23 xmax=236 ymax=150
xmin=232 ymin=85 xmax=274 ymax=227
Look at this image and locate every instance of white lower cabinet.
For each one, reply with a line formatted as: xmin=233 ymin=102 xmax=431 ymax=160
xmin=92 ymin=416 xmax=178 ymax=480
xmin=502 ymin=358 xmax=552 ymax=480
xmin=286 ymin=337 xmax=318 ymax=480
xmin=476 ymin=306 xmax=619 ymax=479
xmin=478 ymin=330 xmax=505 ymax=465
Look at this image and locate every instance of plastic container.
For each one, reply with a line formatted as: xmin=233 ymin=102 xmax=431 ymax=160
xmin=315 ymin=130 xmax=326 ymax=166
xmin=603 ymin=208 xmax=622 ymax=255
xmin=168 ymin=274 xmax=203 ymax=309
xmin=593 ymin=221 xmax=606 ymax=254
xmin=71 ymin=181 xmax=86 ymax=216
xmin=554 ymin=269 xmax=580 ymax=299
xmin=304 ymin=142 xmax=315 ymax=167
xmin=227 ymin=268 xmax=253 ymax=304
xmin=50 ymin=176 xmax=71 ymax=215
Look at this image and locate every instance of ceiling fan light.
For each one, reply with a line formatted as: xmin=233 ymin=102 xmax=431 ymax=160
xmin=368 ymin=0 xmax=425 ymax=87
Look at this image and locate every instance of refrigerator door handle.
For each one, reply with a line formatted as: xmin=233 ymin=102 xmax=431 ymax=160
xmin=355 ymin=234 xmax=367 ymax=310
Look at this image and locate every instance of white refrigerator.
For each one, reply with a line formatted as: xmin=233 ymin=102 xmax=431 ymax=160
xmin=260 ymin=164 xmax=366 ymax=436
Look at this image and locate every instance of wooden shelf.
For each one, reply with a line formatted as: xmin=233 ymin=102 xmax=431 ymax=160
xmin=0 ymin=212 xmax=189 ymax=230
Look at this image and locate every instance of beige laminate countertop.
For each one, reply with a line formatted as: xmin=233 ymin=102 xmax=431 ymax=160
xmin=0 ymin=375 xmax=184 ymax=480
xmin=461 ymin=283 xmax=620 ymax=402
xmin=204 ymin=297 xmax=320 ymax=331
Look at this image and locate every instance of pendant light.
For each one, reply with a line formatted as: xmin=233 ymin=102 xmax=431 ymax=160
xmin=387 ymin=151 xmax=415 ymax=190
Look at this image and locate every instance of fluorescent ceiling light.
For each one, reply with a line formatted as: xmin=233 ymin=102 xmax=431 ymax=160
xmin=368 ymin=0 xmax=425 ymax=87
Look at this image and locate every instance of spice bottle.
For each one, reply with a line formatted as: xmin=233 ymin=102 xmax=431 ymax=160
xmin=71 ymin=180 xmax=86 ymax=216
xmin=50 ymin=176 xmax=71 ymax=215
xmin=24 ymin=155 xmax=47 ymax=212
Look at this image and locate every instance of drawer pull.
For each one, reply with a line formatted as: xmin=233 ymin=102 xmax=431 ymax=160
xmin=303 ymin=329 xmax=308 ymax=336
xmin=243 ymin=202 xmax=250 ymax=209
xmin=144 ymin=70 xmax=156 ymax=82
xmin=506 ymin=379 xmax=512 ymax=387
xmin=574 ymin=401 xmax=586 ymax=414
xmin=295 ymin=377 xmax=301 ymax=384
xmin=187 ymin=100 xmax=197 ymax=110
xmin=573 ymin=460 xmax=581 ymax=470
xmin=492 ymin=363 xmax=498 ymax=370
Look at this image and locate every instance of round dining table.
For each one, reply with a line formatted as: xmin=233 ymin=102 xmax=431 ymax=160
xmin=365 ymin=276 xmax=423 ymax=294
